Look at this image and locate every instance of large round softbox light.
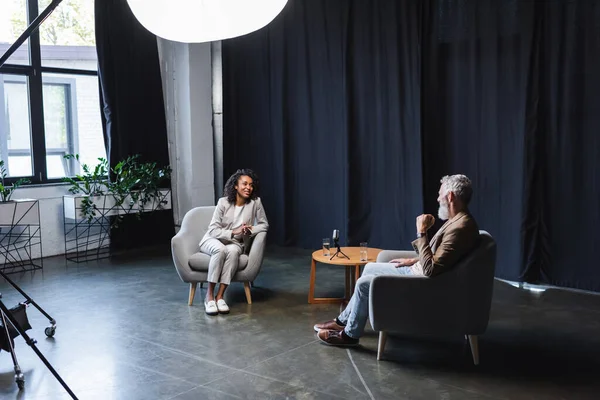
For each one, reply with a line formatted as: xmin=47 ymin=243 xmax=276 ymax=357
xmin=126 ymin=0 xmax=288 ymax=43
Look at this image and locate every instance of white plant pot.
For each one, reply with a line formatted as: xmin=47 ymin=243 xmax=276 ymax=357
xmin=135 ymin=189 xmax=172 ymax=213
xmin=63 ymin=190 xmax=171 ymax=220
xmin=63 ymin=194 xmax=118 ymax=220
xmin=0 ymin=199 xmax=40 ymax=226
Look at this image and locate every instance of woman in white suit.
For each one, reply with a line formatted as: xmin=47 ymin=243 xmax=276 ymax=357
xmin=199 ymin=169 xmax=269 ymax=315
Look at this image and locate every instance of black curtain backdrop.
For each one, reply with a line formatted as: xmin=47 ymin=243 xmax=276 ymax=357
xmin=222 ymin=0 xmax=600 ymax=292
xmin=95 ymin=0 xmax=173 ymax=251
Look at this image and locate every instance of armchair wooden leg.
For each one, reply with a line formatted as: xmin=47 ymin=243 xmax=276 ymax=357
xmin=467 ymin=335 xmax=479 ymax=365
xmin=377 ymin=331 xmax=388 ymax=361
xmin=244 ymin=281 xmax=252 ymax=304
xmin=188 ymin=283 xmax=197 ymax=306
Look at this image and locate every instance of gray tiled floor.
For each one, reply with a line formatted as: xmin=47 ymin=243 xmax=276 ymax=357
xmin=0 ymin=246 xmax=599 ymax=399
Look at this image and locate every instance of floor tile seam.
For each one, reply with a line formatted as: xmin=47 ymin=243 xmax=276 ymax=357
xmin=346 ymin=349 xmax=375 ymax=400
xmin=199 ymin=368 xmax=348 ymax=400
xmin=117 ymin=333 xmax=245 ymax=372
xmin=163 ymin=385 xmax=201 ymax=400
xmin=195 ymin=340 xmax=349 ymax=400
xmin=117 ymin=359 xmax=202 ymax=387
xmin=421 ymin=377 xmax=509 ymax=400
xmin=119 ymin=332 xmax=321 ymax=376
xmin=238 ymin=339 xmax=319 ymax=372
xmin=166 ymin=384 xmax=244 ymax=400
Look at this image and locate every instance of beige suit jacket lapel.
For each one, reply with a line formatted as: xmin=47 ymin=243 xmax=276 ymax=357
xmin=222 ymin=202 xmax=234 ymax=226
xmin=429 ymin=212 xmax=467 ymax=252
xmin=242 ymin=200 xmax=256 ymax=226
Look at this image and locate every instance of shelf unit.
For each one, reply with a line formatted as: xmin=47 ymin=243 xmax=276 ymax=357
xmin=63 ymin=190 xmax=172 ymax=263
xmin=0 ymin=199 xmax=43 ymax=274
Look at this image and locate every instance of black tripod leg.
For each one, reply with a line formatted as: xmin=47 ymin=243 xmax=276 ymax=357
xmin=0 ymin=270 xmax=56 ymax=329
xmin=1 ymin=310 xmax=24 ymax=390
xmin=0 ymin=300 xmax=78 ymax=399
xmin=338 ymin=249 xmax=350 ymax=259
xmin=330 ymin=246 xmax=350 ymax=260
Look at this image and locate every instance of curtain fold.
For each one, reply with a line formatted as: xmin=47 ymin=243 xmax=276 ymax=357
xmin=95 ymin=0 xmax=174 ymax=251
xmin=223 ymin=0 xmax=600 ymax=291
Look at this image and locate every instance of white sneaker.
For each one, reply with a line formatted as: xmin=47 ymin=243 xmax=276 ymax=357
xmin=216 ymin=299 xmax=230 ymax=314
xmin=204 ymin=300 xmax=218 ymax=315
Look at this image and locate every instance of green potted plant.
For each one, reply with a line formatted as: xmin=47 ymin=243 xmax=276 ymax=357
xmin=62 ymin=154 xmax=171 ymax=222
xmin=115 ymin=156 xmax=172 ymax=215
xmin=0 ymin=160 xmax=30 ymax=202
xmin=62 ymin=155 xmax=112 ymax=222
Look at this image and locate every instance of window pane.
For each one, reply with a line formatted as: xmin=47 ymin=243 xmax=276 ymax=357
xmin=0 ymin=0 xmax=30 ymax=66
xmin=39 ymin=0 xmax=96 ymax=70
xmin=42 ymin=72 xmax=105 ymax=178
xmin=0 ymin=74 xmax=33 ymax=177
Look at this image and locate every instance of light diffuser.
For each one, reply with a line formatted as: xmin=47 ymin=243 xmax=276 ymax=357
xmin=126 ymin=0 xmax=288 ymax=43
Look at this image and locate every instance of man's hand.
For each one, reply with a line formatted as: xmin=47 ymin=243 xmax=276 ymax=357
xmin=416 ymin=214 xmax=435 ymax=234
xmin=390 ymin=258 xmax=418 ymax=267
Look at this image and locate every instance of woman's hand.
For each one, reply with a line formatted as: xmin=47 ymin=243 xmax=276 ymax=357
xmin=390 ymin=258 xmax=417 ymax=267
xmin=233 ymin=224 xmax=253 ymax=237
xmin=232 ymin=226 xmax=245 ymax=236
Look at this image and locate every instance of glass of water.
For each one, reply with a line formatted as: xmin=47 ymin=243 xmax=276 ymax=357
xmin=323 ymin=238 xmax=331 ymax=256
xmin=360 ymin=242 xmax=368 ymax=261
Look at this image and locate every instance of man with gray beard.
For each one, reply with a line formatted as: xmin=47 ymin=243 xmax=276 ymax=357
xmin=314 ymin=174 xmax=480 ymax=346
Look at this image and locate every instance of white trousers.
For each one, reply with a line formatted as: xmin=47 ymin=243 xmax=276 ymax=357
xmin=199 ymin=238 xmax=243 ymax=285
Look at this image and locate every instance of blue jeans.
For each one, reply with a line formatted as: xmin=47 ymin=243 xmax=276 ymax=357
xmin=338 ymin=263 xmax=414 ymax=339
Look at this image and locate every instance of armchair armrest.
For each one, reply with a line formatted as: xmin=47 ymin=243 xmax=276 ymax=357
xmin=369 ymin=273 xmax=464 ymax=335
xmin=242 ymin=231 xmax=267 ymax=281
xmin=376 ymin=250 xmax=418 ymax=263
xmin=171 ymin=227 xmax=202 ymax=282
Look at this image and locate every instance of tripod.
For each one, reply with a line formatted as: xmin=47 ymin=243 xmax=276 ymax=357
xmin=330 ymin=238 xmax=349 ymax=260
xmin=0 ymin=270 xmax=78 ymax=398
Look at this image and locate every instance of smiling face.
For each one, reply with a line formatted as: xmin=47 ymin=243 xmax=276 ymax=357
xmin=235 ymin=175 xmax=254 ymax=201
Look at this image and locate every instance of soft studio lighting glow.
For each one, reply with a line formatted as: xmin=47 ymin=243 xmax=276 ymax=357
xmin=126 ymin=0 xmax=288 ymax=43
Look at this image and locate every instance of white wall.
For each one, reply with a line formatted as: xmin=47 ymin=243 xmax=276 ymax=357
xmin=157 ymin=39 xmax=218 ymax=225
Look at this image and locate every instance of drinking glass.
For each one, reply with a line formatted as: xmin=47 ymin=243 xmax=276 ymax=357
xmin=360 ymin=242 xmax=368 ymax=261
xmin=322 ymin=238 xmax=331 ymax=256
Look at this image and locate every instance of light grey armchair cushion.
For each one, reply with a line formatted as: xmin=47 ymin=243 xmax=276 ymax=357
xmin=171 ymin=206 xmax=267 ymax=285
xmin=369 ymin=231 xmax=497 ymax=336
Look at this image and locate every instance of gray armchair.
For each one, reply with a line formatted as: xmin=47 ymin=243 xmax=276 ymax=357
xmin=369 ymin=231 xmax=496 ymax=364
xmin=171 ymin=206 xmax=267 ymax=306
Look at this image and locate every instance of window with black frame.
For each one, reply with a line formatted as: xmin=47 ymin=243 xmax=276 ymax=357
xmin=0 ymin=0 xmax=105 ymax=183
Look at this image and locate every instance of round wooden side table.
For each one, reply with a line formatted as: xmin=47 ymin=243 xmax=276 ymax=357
xmin=308 ymin=246 xmax=382 ymax=304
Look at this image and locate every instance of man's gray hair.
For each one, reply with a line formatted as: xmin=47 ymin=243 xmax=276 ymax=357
xmin=440 ymin=174 xmax=473 ymax=205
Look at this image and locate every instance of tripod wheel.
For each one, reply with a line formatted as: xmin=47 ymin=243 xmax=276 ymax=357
xmin=45 ymin=326 xmax=56 ymax=337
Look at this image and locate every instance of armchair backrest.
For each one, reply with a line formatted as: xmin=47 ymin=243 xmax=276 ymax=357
xmin=179 ymin=205 xmax=263 ymax=253
xmin=180 ymin=206 xmax=216 ymax=243
xmin=448 ymin=230 xmax=497 ymax=334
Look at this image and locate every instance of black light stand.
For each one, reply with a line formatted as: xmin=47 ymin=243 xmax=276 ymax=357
xmin=330 ymin=230 xmax=349 ymax=260
xmin=0 ymin=0 xmax=63 ymax=68
xmin=0 ymin=271 xmax=78 ymax=398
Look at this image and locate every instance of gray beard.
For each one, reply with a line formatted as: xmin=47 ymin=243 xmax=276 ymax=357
xmin=438 ymin=205 xmax=449 ymax=220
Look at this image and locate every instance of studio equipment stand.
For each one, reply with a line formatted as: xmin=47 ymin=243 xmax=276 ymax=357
xmin=330 ymin=229 xmax=349 ymax=260
xmin=0 ymin=270 xmax=78 ymax=398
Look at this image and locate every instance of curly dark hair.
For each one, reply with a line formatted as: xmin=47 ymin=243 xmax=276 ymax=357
xmin=224 ymin=169 xmax=260 ymax=204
